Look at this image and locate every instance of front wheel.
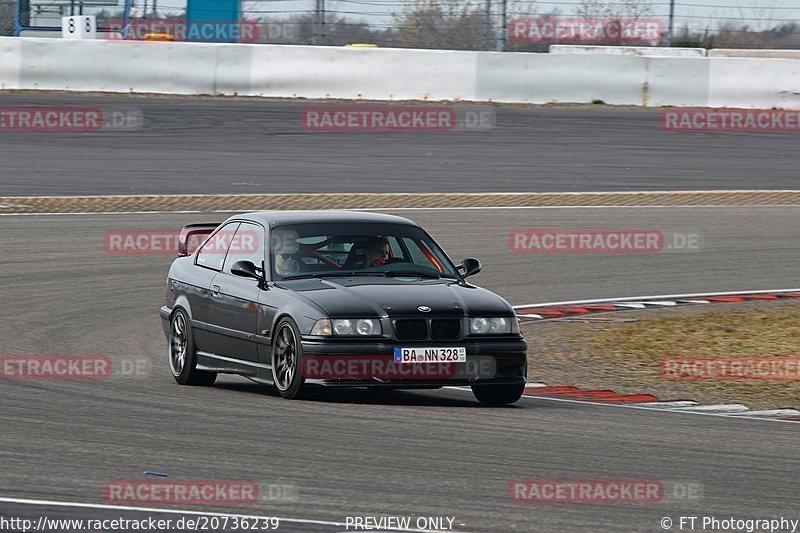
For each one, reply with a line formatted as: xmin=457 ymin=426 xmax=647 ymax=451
xmin=169 ymin=309 xmax=217 ymax=386
xmin=271 ymin=318 xmax=306 ymax=399
xmin=471 ymin=383 xmax=525 ymax=406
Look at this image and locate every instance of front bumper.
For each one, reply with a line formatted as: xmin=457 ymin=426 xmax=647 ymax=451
xmin=300 ymin=337 xmax=527 ymax=387
xmin=159 ymin=306 xmax=171 ymax=338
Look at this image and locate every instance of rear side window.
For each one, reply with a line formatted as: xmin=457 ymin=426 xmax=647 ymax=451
xmin=196 ymin=222 xmax=239 ymax=271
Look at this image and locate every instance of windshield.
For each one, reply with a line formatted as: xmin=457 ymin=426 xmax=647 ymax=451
xmin=269 ymin=222 xmax=460 ymax=281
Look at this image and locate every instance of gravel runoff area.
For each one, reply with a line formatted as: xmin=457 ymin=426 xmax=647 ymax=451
xmin=523 ymin=300 xmax=800 ymax=410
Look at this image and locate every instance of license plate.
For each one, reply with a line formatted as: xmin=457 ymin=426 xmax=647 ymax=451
xmin=394 ymin=347 xmax=467 ymax=363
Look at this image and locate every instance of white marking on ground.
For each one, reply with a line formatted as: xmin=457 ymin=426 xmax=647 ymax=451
xmin=442 ymin=387 xmax=800 ymax=425
xmin=728 ymin=409 xmax=800 ymax=418
xmin=671 ymin=404 xmax=751 ymax=413
xmin=628 ymin=401 xmax=699 ymax=408
xmin=513 ymin=288 xmax=800 ymax=310
xmin=0 ymin=497 xmax=447 ymax=533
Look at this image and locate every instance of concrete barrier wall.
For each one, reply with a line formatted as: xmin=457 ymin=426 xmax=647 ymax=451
xmin=1 ymin=37 xmax=800 ymax=109
xmin=475 ymin=53 xmax=648 ymax=105
xmin=0 ymin=38 xmax=22 ymax=90
xmin=247 ymin=45 xmax=479 ymax=101
xmin=709 ymin=49 xmax=800 ymax=59
xmin=708 ymin=58 xmax=800 ymax=109
xmin=550 ymin=45 xmax=706 ymax=57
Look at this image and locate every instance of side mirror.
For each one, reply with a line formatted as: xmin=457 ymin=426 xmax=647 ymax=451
xmin=231 ymin=260 xmax=261 ymax=281
xmin=458 ymin=257 xmax=481 ymax=278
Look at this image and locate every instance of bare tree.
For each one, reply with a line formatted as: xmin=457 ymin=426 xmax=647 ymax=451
xmin=576 ymin=0 xmax=655 ymax=20
xmin=385 ymin=0 xmax=484 ymax=50
xmin=734 ymin=0 xmax=798 ymax=33
xmin=283 ymin=13 xmax=380 ymax=46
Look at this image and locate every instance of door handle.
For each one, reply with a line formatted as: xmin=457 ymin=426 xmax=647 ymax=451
xmin=211 ymin=285 xmax=220 ymax=296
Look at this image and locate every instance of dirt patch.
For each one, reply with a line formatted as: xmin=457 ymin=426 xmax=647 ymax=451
xmin=522 ymin=300 xmax=800 ymax=410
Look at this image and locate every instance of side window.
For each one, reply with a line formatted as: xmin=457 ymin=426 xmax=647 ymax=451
xmin=387 ymin=236 xmax=403 ymax=259
xmin=196 ymin=222 xmax=239 ymax=271
xmin=403 ymin=238 xmax=429 ymax=266
xmin=222 ymin=223 xmax=266 ymax=274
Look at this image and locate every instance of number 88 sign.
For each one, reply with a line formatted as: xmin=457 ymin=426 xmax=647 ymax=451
xmin=62 ymin=15 xmax=97 ymax=40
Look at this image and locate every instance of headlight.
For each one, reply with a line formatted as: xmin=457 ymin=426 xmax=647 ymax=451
xmin=310 ymin=319 xmax=332 ymax=336
xmin=469 ymin=317 xmax=514 ymax=335
xmin=311 ymin=318 xmax=381 ymax=336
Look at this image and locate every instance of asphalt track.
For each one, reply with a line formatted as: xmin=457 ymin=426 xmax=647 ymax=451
xmin=1 ymin=207 xmax=799 ymax=532
xmin=2 ymin=94 xmax=800 ymax=196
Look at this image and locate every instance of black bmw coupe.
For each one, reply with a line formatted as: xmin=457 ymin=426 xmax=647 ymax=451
xmin=160 ymin=211 xmax=527 ymax=405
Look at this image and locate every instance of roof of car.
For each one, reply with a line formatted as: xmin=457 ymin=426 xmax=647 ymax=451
xmin=233 ymin=210 xmax=419 ymax=227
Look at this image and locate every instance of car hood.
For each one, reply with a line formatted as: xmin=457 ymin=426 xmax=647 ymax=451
xmin=280 ymin=277 xmax=514 ymax=318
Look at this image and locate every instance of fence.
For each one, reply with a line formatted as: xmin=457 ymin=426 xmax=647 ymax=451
xmin=2 ymin=0 xmax=800 ymax=50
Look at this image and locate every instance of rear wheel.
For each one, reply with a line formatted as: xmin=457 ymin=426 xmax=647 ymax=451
xmin=271 ymin=318 xmax=306 ymax=399
xmin=471 ymin=383 xmax=525 ymax=406
xmin=169 ymin=309 xmax=217 ymax=386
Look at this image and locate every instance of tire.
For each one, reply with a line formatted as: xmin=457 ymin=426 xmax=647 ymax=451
xmin=271 ymin=318 xmax=306 ymax=399
xmin=471 ymin=383 xmax=525 ymax=406
xmin=169 ymin=308 xmax=217 ymax=386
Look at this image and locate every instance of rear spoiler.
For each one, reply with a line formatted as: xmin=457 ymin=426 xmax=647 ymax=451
xmin=177 ymin=223 xmax=221 ymax=257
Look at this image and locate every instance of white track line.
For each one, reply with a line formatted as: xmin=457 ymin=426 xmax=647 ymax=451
xmin=443 ymin=387 xmax=800 ymax=424
xmin=728 ymin=409 xmax=800 ymax=417
xmin=444 ymin=387 xmax=800 ymax=424
xmin=514 ymin=288 xmax=800 ymax=309
xmin=669 ymin=404 xmax=751 ymax=413
xmin=514 ymin=392 xmax=800 ymax=424
xmin=0 ymin=497 xmax=451 ymax=533
xmin=627 ymin=401 xmax=699 ymax=408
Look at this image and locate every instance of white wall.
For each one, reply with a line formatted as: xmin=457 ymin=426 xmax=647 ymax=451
xmin=2 ymin=37 xmax=800 ymax=109
xmin=0 ymin=38 xmax=22 ymax=90
xmin=550 ymin=45 xmax=706 ymax=57
xmin=475 ymin=53 xmax=648 ymax=105
xmin=708 ymin=58 xmax=800 ymax=109
xmin=247 ymin=45 xmax=478 ymax=101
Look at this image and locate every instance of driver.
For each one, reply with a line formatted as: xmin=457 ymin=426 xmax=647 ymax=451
xmin=363 ymin=236 xmax=390 ymax=267
xmin=273 ymin=232 xmax=302 ymax=276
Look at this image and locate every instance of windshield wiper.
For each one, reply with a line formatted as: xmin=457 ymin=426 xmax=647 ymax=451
xmin=382 ymin=270 xmax=442 ymax=279
xmin=280 ymin=271 xmax=382 ymax=280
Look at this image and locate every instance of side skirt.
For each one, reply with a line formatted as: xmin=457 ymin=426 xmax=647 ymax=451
xmin=196 ymin=351 xmax=274 ymax=384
